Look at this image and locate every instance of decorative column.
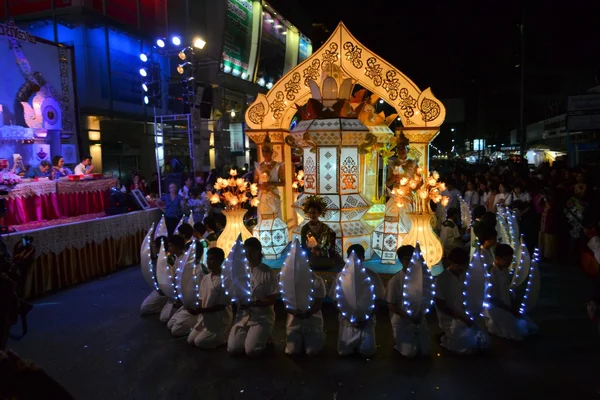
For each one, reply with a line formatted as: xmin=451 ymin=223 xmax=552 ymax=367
xmin=246 ymin=130 xmax=292 ymax=259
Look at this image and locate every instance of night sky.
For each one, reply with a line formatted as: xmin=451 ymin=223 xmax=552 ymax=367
xmin=270 ymin=0 xmax=600 ymax=139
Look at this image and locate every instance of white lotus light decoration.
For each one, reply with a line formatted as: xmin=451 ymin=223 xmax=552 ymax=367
xmin=334 ymin=252 xmax=375 ymax=324
xmin=279 ymin=239 xmax=314 ymax=313
xmin=156 ymin=241 xmax=177 ymax=300
xmin=221 ymin=235 xmax=252 ymax=304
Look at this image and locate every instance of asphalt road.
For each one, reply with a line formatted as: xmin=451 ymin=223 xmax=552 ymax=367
xmin=8 ymin=263 xmax=600 ymax=400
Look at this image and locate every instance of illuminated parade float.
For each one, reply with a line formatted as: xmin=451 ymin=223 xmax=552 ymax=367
xmin=244 ymin=23 xmax=447 ymax=266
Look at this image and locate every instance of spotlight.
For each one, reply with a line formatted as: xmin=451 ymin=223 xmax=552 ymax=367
xmin=257 ymin=77 xmax=265 ymax=86
xmin=193 ymin=37 xmax=206 ymax=49
xmin=230 ymin=110 xmax=236 ymax=118
xmin=139 ymin=68 xmax=147 ymax=77
xmin=140 ymin=53 xmax=148 ymax=62
xmin=379 ymin=99 xmax=384 ymax=104
xmin=177 ymin=65 xmax=184 ymax=75
xmin=144 ymin=96 xmax=149 ymax=104
xmin=156 ymin=38 xmax=165 ymax=48
xmin=266 ymin=82 xmax=273 ymax=89
xmin=172 ymin=36 xmax=181 ymax=46
xmin=142 ymin=83 xmax=148 ymax=92
xmin=178 ymin=51 xmax=186 ymax=60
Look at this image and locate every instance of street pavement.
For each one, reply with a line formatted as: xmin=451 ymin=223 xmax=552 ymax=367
xmin=8 ymin=263 xmax=600 ymax=400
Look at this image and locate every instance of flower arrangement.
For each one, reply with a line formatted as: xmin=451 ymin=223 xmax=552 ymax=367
xmin=0 ymin=171 xmax=22 ymax=187
xmin=209 ymin=169 xmax=259 ymax=211
xmin=390 ymin=169 xmax=449 ymax=214
xmin=292 ymin=170 xmax=305 ymax=191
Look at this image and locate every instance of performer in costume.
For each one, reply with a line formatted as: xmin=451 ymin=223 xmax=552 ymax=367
xmin=187 ymin=247 xmax=233 ymax=348
xmin=227 ymin=238 xmax=278 ymax=357
xmin=167 ymin=243 xmax=206 ymax=337
xmin=140 ymin=236 xmax=169 ymax=315
xmin=254 ymin=141 xmax=285 ymax=222
xmin=281 ymin=240 xmax=327 ymax=356
xmin=300 ymin=195 xmax=337 ymax=270
xmin=434 ymin=247 xmax=490 ymax=355
xmin=329 ymin=244 xmax=385 ymax=357
xmin=386 ymin=245 xmax=432 ymax=358
xmin=158 ymin=235 xmax=186 ymax=323
xmin=484 ymin=244 xmax=538 ymax=340
xmin=386 ymin=132 xmax=417 ymax=188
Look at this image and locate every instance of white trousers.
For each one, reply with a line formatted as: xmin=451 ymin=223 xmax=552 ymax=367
xmin=485 ymin=307 xmax=538 ymax=340
xmin=285 ymin=316 xmax=325 ymax=356
xmin=167 ymin=307 xmax=198 ymax=337
xmin=159 ymin=300 xmax=177 ymax=323
xmin=338 ymin=319 xmax=376 ymax=357
xmin=140 ymin=291 xmax=167 ymax=315
xmin=391 ymin=314 xmax=431 ymax=358
xmin=187 ymin=326 xmax=228 ymax=349
xmin=440 ymin=319 xmax=490 ymax=355
xmin=227 ymin=321 xmax=273 ymax=357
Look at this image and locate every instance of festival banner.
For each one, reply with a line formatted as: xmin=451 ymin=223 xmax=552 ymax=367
xmin=229 ymin=123 xmax=245 ymax=154
xmin=222 ymin=0 xmax=254 ymax=79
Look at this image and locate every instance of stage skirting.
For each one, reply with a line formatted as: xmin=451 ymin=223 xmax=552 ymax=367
xmin=2 ymin=178 xmax=117 ymax=226
xmin=2 ymin=208 xmax=160 ymax=299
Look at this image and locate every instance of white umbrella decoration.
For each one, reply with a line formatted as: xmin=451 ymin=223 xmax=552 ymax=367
xmin=156 ymin=240 xmax=177 ymax=300
xmin=510 ymin=236 xmax=531 ymax=290
xmin=334 ymin=251 xmax=375 ymax=324
xmin=140 ymin=222 xmax=159 ymax=291
xmin=175 ymin=241 xmax=203 ymax=311
xmin=402 ymin=243 xmax=435 ymax=317
xmin=519 ymin=248 xmax=541 ymax=315
xmin=154 ymin=215 xmax=168 ymax=240
xmin=221 ymin=235 xmax=252 ymax=305
xmin=464 ymin=247 xmax=489 ymax=320
xmin=279 ymin=239 xmax=314 ymax=313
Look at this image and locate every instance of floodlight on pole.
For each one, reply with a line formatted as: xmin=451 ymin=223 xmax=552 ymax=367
xmin=140 ymin=53 xmax=148 ymax=62
xmin=156 ymin=39 xmax=165 ymax=48
xmin=193 ymin=37 xmax=206 ymax=49
xmin=139 ymin=68 xmax=147 ymax=77
xmin=172 ymin=36 xmax=182 ymax=46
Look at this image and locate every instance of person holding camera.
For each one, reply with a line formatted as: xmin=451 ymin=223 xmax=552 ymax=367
xmin=0 ymin=238 xmax=74 ymax=399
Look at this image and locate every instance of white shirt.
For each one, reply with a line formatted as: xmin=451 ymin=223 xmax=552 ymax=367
xmin=196 ymin=273 xmax=232 ymax=333
xmin=487 ymin=265 xmax=512 ymax=307
xmin=385 ymin=270 xmax=406 ymax=318
xmin=434 ymin=269 xmax=467 ymax=330
xmin=464 ymin=190 xmax=479 ymax=208
xmin=286 ymin=274 xmax=326 ymax=328
xmin=494 ymin=193 xmax=507 ymax=207
xmin=235 ymin=263 xmax=278 ymax=326
xmin=74 ymin=163 xmax=88 ymax=175
xmin=440 ymin=219 xmax=461 ymax=256
xmin=179 ymin=186 xmax=190 ymax=200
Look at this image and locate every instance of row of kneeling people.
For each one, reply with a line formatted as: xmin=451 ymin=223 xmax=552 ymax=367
xmin=140 ymin=235 xmax=537 ymax=358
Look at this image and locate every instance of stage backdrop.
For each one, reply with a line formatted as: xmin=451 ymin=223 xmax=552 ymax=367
xmin=0 ymin=23 xmax=77 ymax=168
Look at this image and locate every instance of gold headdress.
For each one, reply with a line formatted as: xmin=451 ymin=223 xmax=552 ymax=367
xmin=396 ymin=132 xmax=409 ymax=148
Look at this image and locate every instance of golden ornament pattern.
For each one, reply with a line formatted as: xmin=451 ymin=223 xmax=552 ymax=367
xmin=420 ymin=98 xmax=441 ymax=122
xmin=343 ymin=42 xmax=363 ymax=69
xmin=248 ymin=103 xmax=266 ymax=125
xmin=321 ymin=42 xmax=339 ymax=70
xmin=269 ymin=91 xmax=285 ymax=120
xmin=365 ymin=57 xmax=383 ymax=86
xmin=285 ymin=72 xmax=302 ymax=101
xmin=398 ymin=88 xmax=417 ymax=118
xmin=302 ymin=59 xmax=321 ymax=86
xmin=383 ymin=70 xmax=400 ymax=101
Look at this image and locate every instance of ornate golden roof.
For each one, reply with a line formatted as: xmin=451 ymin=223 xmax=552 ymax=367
xmin=245 ymin=22 xmax=446 ymax=131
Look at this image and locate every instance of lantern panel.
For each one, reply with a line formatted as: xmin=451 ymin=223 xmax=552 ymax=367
xmin=303 ymin=150 xmax=317 ymax=194
xmin=318 ymin=147 xmax=338 ymax=194
xmin=340 ymin=147 xmax=360 ymax=195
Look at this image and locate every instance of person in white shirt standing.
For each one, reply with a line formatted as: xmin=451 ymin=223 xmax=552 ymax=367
xmin=73 ymin=155 xmax=94 ymax=175
xmin=386 ymin=245 xmax=431 ymax=358
xmin=187 ymin=247 xmax=233 ymax=348
xmin=227 ymin=238 xmax=278 ymax=357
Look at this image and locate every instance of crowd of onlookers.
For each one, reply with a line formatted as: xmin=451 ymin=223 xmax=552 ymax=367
xmin=432 ymin=159 xmax=600 ymax=273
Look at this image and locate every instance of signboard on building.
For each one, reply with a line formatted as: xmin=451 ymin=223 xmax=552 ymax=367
xmin=229 ymin=123 xmax=245 ymax=154
xmin=473 ymin=139 xmax=485 ymax=151
xmin=567 ymin=93 xmax=600 ymax=131
xmin=298 ymin=35 xmax=310 ymax=62
xmin=222 ymin=0 xmax=254 ymax=80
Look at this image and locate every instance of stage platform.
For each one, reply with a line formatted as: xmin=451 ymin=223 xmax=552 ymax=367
xmin=2 ymin=208 xmax=161 ymax=299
